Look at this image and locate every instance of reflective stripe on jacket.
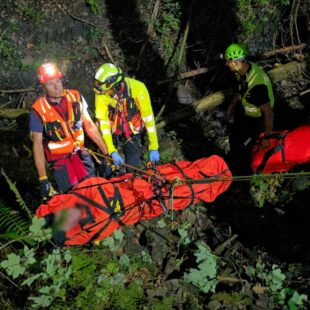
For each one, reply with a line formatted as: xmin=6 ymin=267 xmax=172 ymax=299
xmin=240 ymin=62 xmax=274 ymax=118
xmin=95 ymin=77 xmax=159 ymax=154
xmin=32 ymin=89 xmax=84 ymax=156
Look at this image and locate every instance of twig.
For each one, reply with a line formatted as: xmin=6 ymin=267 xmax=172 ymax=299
xmin=214 ymin=234 xmax=238 ymax=255
xmin=137 ymin=0 xmax=161 ymax=70
xmin=101 ymin=41 xmax=116 ymax=65
xmin=177 ymin=0 xmax=195 ymax=69
xmin=294 ymin=0 xmax=301 ymax=46
xmin=300 ymin=89 xmax=310 ymax=96
xmin=0 ymin=271 xmax=19 ymax=288
xmin=217 ymin=275 xmax=246 ymax=283
xmin=290 ymin=0 xmax=296 ymax=46
xmin=68 ymin=11 xmax=102 ymax=28
xmin=0 ymin=88 xmax=34 ymax=94
xmin=155 ymin=104 xmax=166 ymax=121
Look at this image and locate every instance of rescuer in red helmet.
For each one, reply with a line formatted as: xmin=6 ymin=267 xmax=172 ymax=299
xmin=30 ymin=62 xmax=108 ymax=199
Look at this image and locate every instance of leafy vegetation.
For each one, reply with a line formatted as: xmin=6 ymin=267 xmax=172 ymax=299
xmin=236 ymin=0 xmax=291 ymax=51
xmin=85 ymin=0 xmax=99 ymax=14
xmin=184 ymin=241 xmax=218 ymax=293
xmin=0 ymin=177 xmax=308 ymax=309
xmin=250 ymin=174 xmax=310 ymax=208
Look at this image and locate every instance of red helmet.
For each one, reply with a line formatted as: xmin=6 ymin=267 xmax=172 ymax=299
xmin=37 ymin=63 xmax=63 ymax=84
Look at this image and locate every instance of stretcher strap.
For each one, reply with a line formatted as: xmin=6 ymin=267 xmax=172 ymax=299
xmin=78 ymin=204 xmax=95 ymax=227
xmin=256 ymin=134 xmax=287 ymax=173
xmin=71 ymin=185 xmax=126 ymax=243
xmin=170 ymin=162 xmax=195 ymax=206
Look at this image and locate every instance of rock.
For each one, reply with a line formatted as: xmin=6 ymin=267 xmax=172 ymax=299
xmin=177 ymin=84 xmax=196 ymax=105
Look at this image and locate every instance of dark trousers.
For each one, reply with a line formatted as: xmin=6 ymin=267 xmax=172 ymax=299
xmin=114 ymin=134 xmax=142 ymax=170
xmin=49 ymin=150 xmax=95 ymax=192
xmin=229 ymin=110 xmax=264 ymax=173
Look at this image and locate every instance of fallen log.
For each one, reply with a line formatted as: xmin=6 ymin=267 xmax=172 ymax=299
xmin=158 ymin=67 xmax=210 ymax=85
xmin=262 ymin=43 xmax=306 ymax=58
xmin=267 ymin=61 xmax=307 ymax=83
xmin=194 ymin=90 xmax=233 ymax=113
xmin=0 ymin=108 xmax=29 ymax=119
xmin=0 ymin=88 xmax=34 ymax=93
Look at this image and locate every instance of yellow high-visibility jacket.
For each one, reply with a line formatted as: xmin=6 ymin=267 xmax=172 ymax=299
xmin=95 ymin=77 xmax=159 ymax=154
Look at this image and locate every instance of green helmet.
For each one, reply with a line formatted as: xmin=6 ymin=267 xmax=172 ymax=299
xmin=94 ymin=63 xmax=124 ymax=92
xmin=225 ymin=43 xmax=247 ymax=61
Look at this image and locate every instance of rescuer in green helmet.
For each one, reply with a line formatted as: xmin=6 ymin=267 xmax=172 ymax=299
xmin=94 ymin=63 xmax=160 ymax=169
xmin=225 ymin=43 xmax=274 ymax=150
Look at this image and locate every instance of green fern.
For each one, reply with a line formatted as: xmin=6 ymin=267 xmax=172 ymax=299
xmin=0 ymin=200 xmax=29 ymax=237
xmin=1 ymin=170 xmax=32 ymax=219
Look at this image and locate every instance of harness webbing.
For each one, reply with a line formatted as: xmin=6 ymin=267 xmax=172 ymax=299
xmin=70 ymin=185 xmax=126 ymax=243
xmin=256 ymin=133 xmax=287 ymax=173
xmin=169 ymin=162 xmax=195 ymax=206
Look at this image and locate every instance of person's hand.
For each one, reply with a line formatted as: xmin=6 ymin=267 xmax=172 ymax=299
xmin=149 ymin=150 xmax=160 ymax=162
xmin=261 ymin=138 xmax=271 ymax=149
xmin=39 ymin=177 xmax=56 ymax=200
xmin=111 ymin=152 xmax=125 ymax=166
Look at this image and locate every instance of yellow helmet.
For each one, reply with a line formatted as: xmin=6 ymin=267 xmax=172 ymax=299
xmin=94 ymin=63 xmax=123 ymax=93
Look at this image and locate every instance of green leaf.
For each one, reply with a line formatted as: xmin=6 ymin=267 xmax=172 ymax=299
xmin=29 ymin=295 xmax=52 ymax=307
xmin=114 ymin=229 xmax=124 ymax=241
xmin=198 ymin=259 xmax=217 ymax=279
xmin=64 ymin=250 xmax=72 ymax=263
xmin=102 ymin=261 xmax=119 ymax=274
xmin=288 ymin=291 xmax=308 ymax=308
xmin=119 ymin=254 xmax=130 ymax=268
xmin=1 ymin=253 xmax=21 ymax=268
xmin=11 ymin=265 xmax=26 ymax=279
xmin=102 ymin=236 xmax=115 ymax=249
xmin=156 ymin=218 xmax=166 ymax=228
xmin=2 ymin=170 xmax=32 ymax=219
xmin=22 ymin=273 xmax=41 ymax=286
xmin=39 ymin=286 xmax=51 ymax=294
xmin=1 ymin=253 xmax=27 ymax=278
xmin=24 ymin=246 xmax=36 ymax=265
xmin=29 ymin=217 xmax=46 ymax=233
xmin=269 ymin=266 xmax=286 ymax=292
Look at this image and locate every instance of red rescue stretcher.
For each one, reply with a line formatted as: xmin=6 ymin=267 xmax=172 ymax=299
xmin=36 ymin=155 xmax=232 ymax=245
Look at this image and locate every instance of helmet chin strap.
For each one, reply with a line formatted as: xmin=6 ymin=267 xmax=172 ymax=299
xmin=46 ymin=92 xmax=64 ymax=102
xmin=44 ymin=88 xmax=65 ymax=102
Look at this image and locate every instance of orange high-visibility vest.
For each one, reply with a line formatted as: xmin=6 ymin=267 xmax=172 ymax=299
xmin=32 ymin=90 xmax=84 ymax=155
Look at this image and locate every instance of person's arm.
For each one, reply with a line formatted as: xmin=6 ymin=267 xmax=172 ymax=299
xmin=32 ymin=132 xmax=47 ymax=178
xmin=95 ymin=93 xmax=117 ymax=154
xmin=137 ymin=85 xmax=159 ymax=151
xmin=261 ymin=103 xmax=273 ymax=135
xmin=82 ymin=110 xmax=108 ymax=155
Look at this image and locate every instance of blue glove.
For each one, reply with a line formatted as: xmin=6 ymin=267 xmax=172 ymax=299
xmin=149 ymin=150 xmax=160 ymax=162
xmin=111 ymin=152 xmax=125 ymax=165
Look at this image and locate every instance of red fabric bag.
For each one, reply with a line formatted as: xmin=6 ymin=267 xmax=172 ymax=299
xmin=251 ymin=125 xmax=310 ymax=173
